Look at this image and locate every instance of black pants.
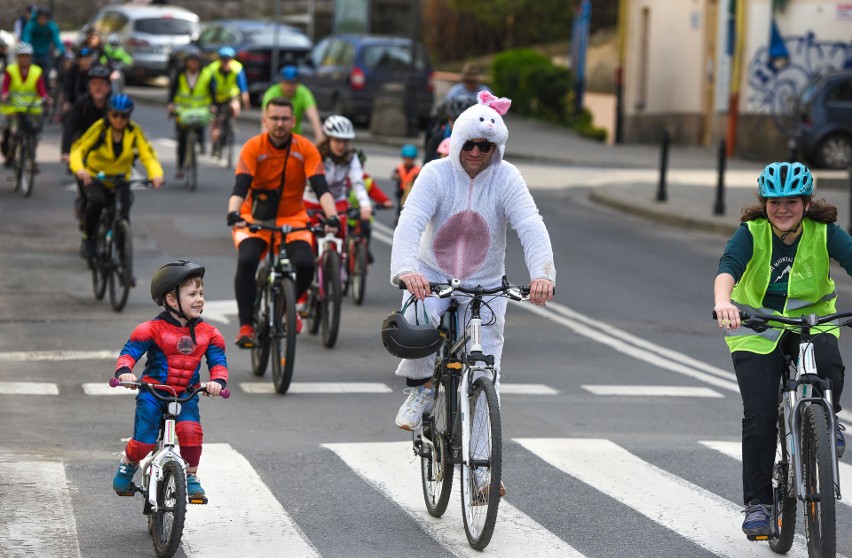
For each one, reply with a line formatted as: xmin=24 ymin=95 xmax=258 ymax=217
xmin=234 ymin=237 xmax=314 ymax=326
xmin=84 ymin=182 xmax=131 ymax=239
xmin=176 ymin=124 xmax=205 ymax=170
xmin=733 ymin=332 xmax=845 ymax=505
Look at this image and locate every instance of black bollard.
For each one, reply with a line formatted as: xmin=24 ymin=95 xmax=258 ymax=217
xmin=656 ymin=131 xmax=669 ymax=202
xmin=714 ymin=139 xmax=727 ymax=215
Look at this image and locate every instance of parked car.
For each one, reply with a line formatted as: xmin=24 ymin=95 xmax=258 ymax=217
xmin=794 ymin=70 xmax=852 ymax=170
xmin=299 ymin=34 xmax=434 ymax=127
xmin=80 ymin=4 xmax=200 ymax=81
xmin=168 ymin=20 xmax=312 ymax=101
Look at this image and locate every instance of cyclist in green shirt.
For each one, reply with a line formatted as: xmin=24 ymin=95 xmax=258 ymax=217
xmin=261 ymin=65 xmax=323 ymax=141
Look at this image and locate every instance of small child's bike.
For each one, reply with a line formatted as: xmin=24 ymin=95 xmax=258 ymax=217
xmin=109 ymin=379 xmax=230 ymax=558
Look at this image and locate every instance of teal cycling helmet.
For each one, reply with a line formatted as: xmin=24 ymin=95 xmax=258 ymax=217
xmin=218 ymin=46 xmax=236 ymax=59
xmin=401 ymin=144 xmax=417 ymax=158
xmin=758 ymin=162 xmax=813 ymax=198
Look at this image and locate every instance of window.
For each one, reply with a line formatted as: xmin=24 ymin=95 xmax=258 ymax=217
xmin=826 ymin=78 xmax=852 ymax=104
xmin=310 ymin=38 xmax=330 ymax=67
xmin=246 ymin=26 xmax=312 ymax=48
xmin=362 ymin=43 xmax=426 ymax=71
xmin=133 ymin=18 xmax=197 ymax=36
xmin=97 ymin=11 xmax=129 ymax=34
xmin=197 ymin=26 xmax=222 ymax=47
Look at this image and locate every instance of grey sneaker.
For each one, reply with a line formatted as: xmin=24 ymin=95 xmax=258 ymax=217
xmin=394 ymin=385 xmax=434 ymax=431
xmin=836 ymin=421 xmax=846 ymax=458
xmin=742 ymin=500 xmax=771 ymax=537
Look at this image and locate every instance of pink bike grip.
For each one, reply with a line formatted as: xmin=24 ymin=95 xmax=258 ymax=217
xmin=109 ymin=378 xmax=120 ymax=388
xmin=220 ymin=389 xmax=231 ymax=399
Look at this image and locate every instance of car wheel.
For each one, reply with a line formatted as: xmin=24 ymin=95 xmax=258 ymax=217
xmin=816 ymin=133 xmax=852 ymax=170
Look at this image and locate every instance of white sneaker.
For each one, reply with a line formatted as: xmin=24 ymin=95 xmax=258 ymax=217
xmin=473 ymin=466 xmax=506 ymax=504
xmin=395 ymin=385 xmax=434 ymax=431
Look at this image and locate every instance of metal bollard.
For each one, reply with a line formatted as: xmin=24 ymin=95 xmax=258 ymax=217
xmin=714 ymin=139 xmax=726 ymax=215
xmin=656 ymin=131 xmax=669 ymax=202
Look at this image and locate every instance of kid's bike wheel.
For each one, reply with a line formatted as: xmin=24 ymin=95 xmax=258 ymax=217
xmin=801 ymin=404 xmax=836 ymax=557
xmin=271 ymin=277 xmax=297 ymax=394
xmin=91 ymin=222 xmax=108 ymax=300
xmin=350 ymin=241 xmax=368 ymax=305
xmin=460 ymin=375 xmax=502 ymax=550
xmin=421 ymin=375 xmax=453 ymax=517
xmin=251 ymin=265 xmax=271 ymax=377
xmin=109 ymin=220 xmax=133 ymax=312
xmin=186 ymin=132 xmax=197 ymax=192
xmin=769 ymin=407 xmax=796 ymax=553
xmin=320 ymin=249 xmax=341 ymax=348
xmin=149 ymin=460 xmax=187 ymax=558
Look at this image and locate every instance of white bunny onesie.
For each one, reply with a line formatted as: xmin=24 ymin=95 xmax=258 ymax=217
xmin=390 ymin=91 xmax=556 ymax=385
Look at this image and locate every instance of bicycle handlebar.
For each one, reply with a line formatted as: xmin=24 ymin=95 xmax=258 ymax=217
xmin=399 ymin=276 xmax=534 ymax=301
xmin=109 ymin=378 xmax=230 ymax=400
xmin=93 ymin=173 xmax=157 ymax=189
xmin=712 ymin=310 xmax=852 ymax=329
xmin=245 ymin=222 xmax=323 ymax=235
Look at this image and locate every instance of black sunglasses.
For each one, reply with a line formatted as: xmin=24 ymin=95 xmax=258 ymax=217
xmin=461 ymin=140 xmax=494 ymax=153
xmin=109 ymin=111 xmax=130 ymax=120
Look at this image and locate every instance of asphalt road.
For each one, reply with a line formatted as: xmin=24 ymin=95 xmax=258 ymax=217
xmin=1 ymin=99 xmax=851 ymax=558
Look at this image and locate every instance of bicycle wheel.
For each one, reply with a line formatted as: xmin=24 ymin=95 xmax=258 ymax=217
xmin=224 ymin=119 xmax=234 ymax=169
xmin=350 ymin=241 xmax=368 ymax=305
xmin=769 ymin=407 xmax=796 ymax=553
xmin=109 ymin=220 xmax=133 ymax=312
xmin=421 ymin=374 xmax=453 ymax=517
xmin=251 ymin=265 xmax=271 ymax=377
xmin=13 ymin=136 xmax=24 ymax=193
xmin=149 ymin=460 xmax=187 ymax=558
xmin=20 ymin=135 xmax=35 ymax=198
xmin=271 ymin=277 xmax=297 ymax=394
xmin=801 ymin=404 xmax=836 ymax=557
xmin=307 ymin=282 xmax=321 ymax=335
xmin=460 ymin=375 xmax=501 ymax=550
xmin=186 ymin=132 xmax=197 ymax=191
xmin=320 ymin=249 xmax=341 ymax=348
xmin=91 ymin=220 xmax=108 ymax=300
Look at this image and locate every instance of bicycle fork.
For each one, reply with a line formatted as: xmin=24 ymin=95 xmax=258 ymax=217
xmin=139 ymin=417 xmax=187 ymax=514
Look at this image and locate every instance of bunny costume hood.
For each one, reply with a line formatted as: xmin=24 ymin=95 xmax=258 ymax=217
xmin=390 ymin=90 xmax=555 ymax=290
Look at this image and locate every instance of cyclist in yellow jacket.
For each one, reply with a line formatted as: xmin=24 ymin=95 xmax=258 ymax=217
xmin=70 ymin=94 xmax=163 ymax=261
xmin=208 ymin=46 xmax=249 ymax=156
xmin=1 ymin=42 xmax=49 ymax=168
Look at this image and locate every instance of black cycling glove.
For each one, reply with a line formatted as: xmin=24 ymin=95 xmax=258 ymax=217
xmin=227 ymin=211 xmax=242 ymax=226
xmin=325 ymin=215 xmax=340 ymax=230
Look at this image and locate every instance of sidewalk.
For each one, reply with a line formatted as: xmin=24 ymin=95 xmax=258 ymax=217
xmin=128 ymin=84 xmax=851 ymax=238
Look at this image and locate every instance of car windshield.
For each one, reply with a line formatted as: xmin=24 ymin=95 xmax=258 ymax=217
xmin=362 ymin=44 xmax=426 ymax=71
xmin=799 ymin=82 xmax=819 ymax=105
xmin=134 ymin=18 xmax=197 ymax=36
xmin=245 ymin=27 xmax=312 ymax=48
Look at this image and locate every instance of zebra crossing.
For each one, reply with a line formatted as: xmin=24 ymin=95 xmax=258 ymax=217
xmin=2 ymin=438 xmax=846 ymax=557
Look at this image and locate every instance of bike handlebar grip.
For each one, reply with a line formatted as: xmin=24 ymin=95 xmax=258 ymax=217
xmin=220 ymin=389 xmax=231 ymax=399
xmin=109 ymin=378 xmax=120 ymax=388
xmin=712 ymin=311 xmax=718 ymax=320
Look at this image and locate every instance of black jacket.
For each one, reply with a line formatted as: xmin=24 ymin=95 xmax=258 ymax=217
xmin=61 ymin=93 xmax=110 ymax=154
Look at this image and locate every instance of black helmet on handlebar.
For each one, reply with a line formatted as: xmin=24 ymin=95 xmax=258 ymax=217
xmin=381 ymin=311 xmax=444 ymax=359
xmin=150 ymin=259 xmax=205 ymax=306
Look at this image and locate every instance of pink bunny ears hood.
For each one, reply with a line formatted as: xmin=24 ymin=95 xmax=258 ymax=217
xmin=449 ymin=91 xmax=512 ymax=171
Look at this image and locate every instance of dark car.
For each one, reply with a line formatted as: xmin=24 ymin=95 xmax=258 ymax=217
xmin=299 ymin=34 xmax=434 ymax=127
xmin=794 ymin=70 xmax=852 ymax=170
xmin=168 ymin=20 xmax=313 ymax=100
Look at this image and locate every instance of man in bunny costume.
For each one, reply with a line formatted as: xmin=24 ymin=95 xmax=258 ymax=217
xmin=390 ymin=90 xmax=556 ymax=437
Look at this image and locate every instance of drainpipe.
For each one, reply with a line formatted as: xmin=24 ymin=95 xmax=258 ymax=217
xmin=614 ymin=0 xmax=629 ymax=144
xmin=726 ymin=0 xmax=747 ymax=158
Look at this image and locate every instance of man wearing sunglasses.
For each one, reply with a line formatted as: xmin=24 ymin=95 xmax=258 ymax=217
xmin=70 ymin=94 xmax=163 ymax=262
xmin=389 ymin=91 xmax=556 ymax=451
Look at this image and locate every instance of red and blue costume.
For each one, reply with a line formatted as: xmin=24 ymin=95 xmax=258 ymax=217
xmin=114 ymin=312 xmax=228 ymax=467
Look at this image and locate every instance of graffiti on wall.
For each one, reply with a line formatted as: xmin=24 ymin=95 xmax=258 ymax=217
xmin=747 ymin=30 xmax=851 ymax=130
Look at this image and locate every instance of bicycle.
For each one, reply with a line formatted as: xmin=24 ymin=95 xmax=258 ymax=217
xmin=714 ymin=309 xmax=848 ymax=556
xmin=4 ymin=99 xmax=43 ymax=197
xmin=343 ymin=205 xmax=389 ymax=305
xmin=405 ymin=277 xmax=530 ymax=550
xmin=211 ymin=103 xmax=235 ymax=169
xmin=90 ymin=173 xmax=152 ymax=312
xmin=108 ymin=379 xmax=230 ymax=558
xmin=246 ymin=221 xmax=322 ymax=394
xmin=173 ymin=106 xmax=212 ymax=192
xmin=304 ymin=216 xmax=343 ymax=348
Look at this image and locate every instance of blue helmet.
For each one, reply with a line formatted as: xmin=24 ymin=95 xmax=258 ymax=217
xmin=280 ymin=65 xmax=298 ymax=81
xmin=758 ymin=162 xmax=813 ymax=198
xmin=108 ymin=94 xmax=134 ymax=113
xmin=218 ymin=46 xmax=236 ymax=59
xmin=401 ymin=144 xmax=418 ymax=159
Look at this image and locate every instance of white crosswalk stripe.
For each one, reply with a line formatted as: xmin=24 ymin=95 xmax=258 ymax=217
xmin=0 ymin=381 xmax=59 ymax=395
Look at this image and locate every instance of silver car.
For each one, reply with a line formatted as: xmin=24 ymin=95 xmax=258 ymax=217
xmin=82 ymin=4 xmax=200 ymax=80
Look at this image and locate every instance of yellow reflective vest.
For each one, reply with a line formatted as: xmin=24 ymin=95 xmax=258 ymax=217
xmin=1 ymin=64 xmax=44 ymax=115
xmin=208 ymin=60 xmax=243 ymax=103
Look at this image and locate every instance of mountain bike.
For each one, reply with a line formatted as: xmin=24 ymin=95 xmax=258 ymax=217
xmin=173 ymin=107 xmax=212 ymax=192
xmin=4 ymin=99 xmax=43 ymax=197
xmin=211 ymin=103 xmax=235 ymax=169
xmin=108 ymin=379 xmax=230 ymax=558
xmin=715 ymin=310 xmax=848 ymax=556
xmin=409 ymin=277 xmax=530 ymax=550
xmin=90 ymin=174 xmax=152 ymax=312
xmin=343 ymin=205 xmax=388 ymax=305
xmin=246 ymin=221 xmax=321 ymax=394
xmin=304 ymin=219 xmax=343 ymax=348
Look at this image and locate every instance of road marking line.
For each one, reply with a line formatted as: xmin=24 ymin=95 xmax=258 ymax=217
xmin=514 ymin=438 xmax=811 ymax=557
xmin=324 ymin=441 xmax=585 ymax=558
xmin=581 ymin=385 xmax=723 ymax=397
xmin=181 ymin=443 xmax=320 ymax=557
xmin=0 ymin=350 xmax=116 ymax=362
xmin=700 ymin=440 xmax=852 ymax=510
xmin=82 ymin=383 xmax=133 ymax=395
xmin=0 ymin=456 xmax=82 ymax=558
xmin=0 ymin=382 xmax=59 ymax=395
xmin=240 ymin=382 xmax=393 ymax=394
xmin=499 ymin=383 xmax=559 ymax=395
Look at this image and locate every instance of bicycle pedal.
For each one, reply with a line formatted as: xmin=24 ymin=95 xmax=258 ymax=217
xmin=746 ymin=535 xmax=769 ymax=542
xmin=188 ymin=495 xmax=208 ymax=505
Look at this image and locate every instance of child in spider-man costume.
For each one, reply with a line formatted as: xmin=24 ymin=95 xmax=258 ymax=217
xmin=111 ymin=260 xmax=228 ymax=504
